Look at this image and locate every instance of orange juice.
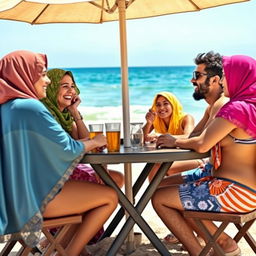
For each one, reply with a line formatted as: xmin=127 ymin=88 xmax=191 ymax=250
xmin=89 ymin=131 xmax=103 ymax=139
xmin=106 ymin=131 xmax=120 ymax=152
xmin=89 ymin=131 xmax=103 ymax=152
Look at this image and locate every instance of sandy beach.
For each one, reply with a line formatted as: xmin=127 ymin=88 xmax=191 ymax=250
xmin=85 ymin=163 xmax=256 ymax=256
xmin=1 ymin=163 xmax=255 ymax=255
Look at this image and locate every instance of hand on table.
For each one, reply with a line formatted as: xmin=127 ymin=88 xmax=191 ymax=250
xmin=92 ymin=134 xmax=107 ymax=148
xmin=156 ymin=134 xmax=176 ymax=149
xmin=145 ymin=133 xmax=158 ymax=143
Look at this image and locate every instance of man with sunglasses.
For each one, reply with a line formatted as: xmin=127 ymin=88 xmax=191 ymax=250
xmin=157 ymin=51 xmax=231 ymax=249
xmin=187 ymin=51 xmax=228 ymax=138
xmin=158 ymin=51 xmax=227 ymax=183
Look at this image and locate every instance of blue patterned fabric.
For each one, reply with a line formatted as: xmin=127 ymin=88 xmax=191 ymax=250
xmin=0 ymin=99 xmax=84 ymax=247
xmin=182 ymin=162 xmax=212 ymax=183
xmin=179 ymin=179 xmax=222 ymax=212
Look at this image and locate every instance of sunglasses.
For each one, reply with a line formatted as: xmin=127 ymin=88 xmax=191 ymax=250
xmin=192 ymin=71 xmax=208 ymax=80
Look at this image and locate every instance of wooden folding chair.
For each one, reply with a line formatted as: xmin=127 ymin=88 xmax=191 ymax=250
xmin=0 ymin=214 xmax=82 ymax=256
xmin=183 ymin=209 xmax=256 ymax=256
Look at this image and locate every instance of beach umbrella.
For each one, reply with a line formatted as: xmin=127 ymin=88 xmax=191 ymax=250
xmin=0 ymin=0 xmax=250 ymax=147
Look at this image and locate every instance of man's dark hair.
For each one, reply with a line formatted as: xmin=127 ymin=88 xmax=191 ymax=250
xmin=192 ymin=51 xmax=223 ymax=101
xmin=194 ymin=51 xmax=223 ymax=79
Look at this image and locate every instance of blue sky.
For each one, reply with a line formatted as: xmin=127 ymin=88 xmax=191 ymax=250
xmin=0 ymin=1 xmax=255 ymax=67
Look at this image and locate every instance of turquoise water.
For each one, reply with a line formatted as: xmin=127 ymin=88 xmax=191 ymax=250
xmin=62 ymin=66 xmax=207 ymax=122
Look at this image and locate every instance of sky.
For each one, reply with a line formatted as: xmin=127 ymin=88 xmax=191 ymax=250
xmin=0 ymin=0 xmax=256 ymax=68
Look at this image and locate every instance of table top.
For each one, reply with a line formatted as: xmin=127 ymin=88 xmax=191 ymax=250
xmin=81 ymin=144 xmax=210 ymax=164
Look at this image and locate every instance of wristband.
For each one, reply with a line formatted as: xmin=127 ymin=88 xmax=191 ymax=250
xmin=73 ymin=112 xmax=83 ymax=121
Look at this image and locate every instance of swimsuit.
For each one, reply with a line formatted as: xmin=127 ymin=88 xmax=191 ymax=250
xmin=179 ymin=175 xmax=256 ymax=212
xmin=182 ymin=162 xmax=212 ymax=183
xmin=229 ymin=134 xmax=256 ymax=144
xmin=179 ymin=135 xmax=256 ymax=213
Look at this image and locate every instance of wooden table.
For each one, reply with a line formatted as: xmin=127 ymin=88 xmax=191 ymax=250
xmin=81 ymin=145 xmax=209 ymax=255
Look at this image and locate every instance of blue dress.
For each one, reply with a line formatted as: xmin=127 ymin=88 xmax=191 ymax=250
xmin=0 ymin=99 xmax=84 ymax=247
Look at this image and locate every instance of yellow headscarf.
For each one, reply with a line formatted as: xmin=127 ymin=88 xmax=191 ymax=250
xmin=152 ymin=92 xmax=186 ymax=135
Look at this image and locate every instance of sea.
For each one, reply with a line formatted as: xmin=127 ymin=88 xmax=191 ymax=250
xmin=62 ymin=66 xmax=208 ymax=124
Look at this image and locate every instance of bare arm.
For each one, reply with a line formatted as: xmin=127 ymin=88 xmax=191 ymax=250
xmin=80 ymin=134 xmax=107 ymax=152
xmin=189 ymin=106 xmax=210 ymax=138
xmin=157 ymin=118 xmax=236 ymax=153
xmin=181 ymin=114 xmax=195 ymax=137
xmin=67 ymin=95 xmax=90 ymax=140
xmin=189 ymin=96 xmax=228 ymax=138
xmin=143 ymin=108 xmax=157 ymax=142
xmin=71 ymin=119 xmax=90 ymax=140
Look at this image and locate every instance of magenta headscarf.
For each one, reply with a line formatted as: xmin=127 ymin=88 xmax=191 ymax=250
xmin=216 ymin=55 xmax=256 ymax=138
xmin=0 ymin=50 xmax=47 ymax=104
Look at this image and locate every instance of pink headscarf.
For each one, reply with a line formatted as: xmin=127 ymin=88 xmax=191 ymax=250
xmin=0 ymin=50 xmax=47 ymax=104
xmin=216 ymin=55 xmax=256 ymax=138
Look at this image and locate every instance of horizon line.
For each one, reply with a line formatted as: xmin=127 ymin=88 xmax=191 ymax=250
xmin=49 ymin=65 xmax=194 ymax=69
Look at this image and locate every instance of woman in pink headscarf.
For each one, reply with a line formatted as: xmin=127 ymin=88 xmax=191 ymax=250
xmin=152 ymin=55 xmax=256 ymax=256
xmin=0 ymin=50 xmax=118 ymax=256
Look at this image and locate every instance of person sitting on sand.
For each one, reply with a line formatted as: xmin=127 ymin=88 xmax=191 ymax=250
xmin=0 ymin=50 xmax=118 ymax=256
xmin=152 ymin=54 xmax=256 ymax=256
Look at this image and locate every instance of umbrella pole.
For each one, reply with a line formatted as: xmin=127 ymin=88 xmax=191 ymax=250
xmin=118 ymin=0 xmax=130 ymax=148
xmin=118 ymin=0 xmax=135 ymax=254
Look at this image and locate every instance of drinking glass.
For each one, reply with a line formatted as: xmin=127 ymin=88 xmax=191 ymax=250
xmin=105 ymin=122 xmax=121 ymax=152
xmin=89 ymin=124 xmax=104 ymax=152
xmin=130 ymin=122 xmax=144 ymax=149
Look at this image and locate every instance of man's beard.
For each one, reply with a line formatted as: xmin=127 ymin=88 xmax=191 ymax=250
xmin=192 ymin=82 xmax=209 ymax=101
xmin=193 ymin=90 xmax=206 ymax=101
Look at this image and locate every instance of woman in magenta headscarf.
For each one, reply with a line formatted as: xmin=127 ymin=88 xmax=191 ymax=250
xmin=0 ymin=50 xmax=118 ymax=256
xmin=152 ymin=55 xmax=256 ymax=256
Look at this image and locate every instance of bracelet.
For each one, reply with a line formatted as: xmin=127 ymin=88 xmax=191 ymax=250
xmin=73 ymin=112 xmax=83 ymax=121
xmin=73 ymin=117 xmax=83 ymax=121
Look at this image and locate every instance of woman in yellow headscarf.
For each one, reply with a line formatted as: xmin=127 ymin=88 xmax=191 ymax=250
xmin=143 ymin=92 xmax=195 ymax=142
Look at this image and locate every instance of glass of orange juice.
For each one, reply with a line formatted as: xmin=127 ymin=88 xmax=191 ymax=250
xmin=105 ymin=122 xmax=121 ymax=152
xmin=89 ymin=124 xmax=104 ymax=152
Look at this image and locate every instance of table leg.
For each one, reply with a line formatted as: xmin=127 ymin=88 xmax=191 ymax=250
xmin=91 ymin=162 xmax=173 ymax=256
xmin=100 ymin=163 xmax=155 ymax=239
xmin=124 ymin=162 xmax=135 ymax=253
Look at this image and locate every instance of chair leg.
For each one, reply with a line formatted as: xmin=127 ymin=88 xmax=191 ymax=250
xmin=0 ymin=240 xmax=17 ymax=256
xmin=234 ymin=220 xmax=256 ymax=253
xmin=194 ymin=218 xmax=228 ymax=256
xmin=0 ymin=240 xmax=34 ymax=256
xmin=16 ymin=246 xmax=33 ymax=256
xmin=42 ymin=224 xmax=73 ymax=256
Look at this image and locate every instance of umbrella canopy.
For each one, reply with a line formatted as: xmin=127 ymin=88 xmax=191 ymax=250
xmin=0 ymin=0 xmax=250 ymax=24
xmin=0 ymin=0 xmax=250 ymax=147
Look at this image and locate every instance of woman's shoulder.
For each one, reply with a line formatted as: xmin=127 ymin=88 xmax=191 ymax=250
xmin=8 ymin=98 xmax=53 ymax=123
xmin=11 ymin=98 xmax=49 ymax=114
xmin=182 ymin=113 xmax=195 ymax=122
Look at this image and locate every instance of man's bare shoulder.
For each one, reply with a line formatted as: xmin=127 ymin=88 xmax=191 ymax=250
xmin=211 ymin=95 xmax=229 ymax=114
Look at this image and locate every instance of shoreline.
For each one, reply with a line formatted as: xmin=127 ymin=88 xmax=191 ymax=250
xmin=79 ymin=105 xmax=204 ymax=125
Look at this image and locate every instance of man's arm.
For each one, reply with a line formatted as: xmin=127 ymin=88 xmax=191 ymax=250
xmin=189 ymin=106 xmax=210 ymax=138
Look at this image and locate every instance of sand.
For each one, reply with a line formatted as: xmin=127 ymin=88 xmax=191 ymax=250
xmin=1 ymin=163 xmax=255 ymax=255
xmin=86 ymin=163 xmax=256 ymax=256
